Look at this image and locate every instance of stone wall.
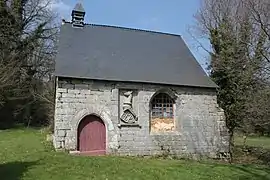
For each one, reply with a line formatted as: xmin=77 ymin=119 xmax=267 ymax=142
xmin=54 ymin=77 xmax=229 ymax=158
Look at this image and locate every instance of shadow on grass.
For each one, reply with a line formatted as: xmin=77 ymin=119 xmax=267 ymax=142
xmin=247 ymin=147 xmax=270 ymax=166
xmin=0 ymin=123 xmax=25 ymax=130
xmin=231 ymin=146 xmax=270 ymax=179
xmin=234 ymin=145 xmax=270 ymax=166
xmin=234 ymin=165 xmax=270 ymax=180
xmin=0 ymin=123 xmax=48 ymax=131
xmin=0 ymin=161 xmax=37 ymax=180
xmin=200 ymin=161 xmax=270 ymax=180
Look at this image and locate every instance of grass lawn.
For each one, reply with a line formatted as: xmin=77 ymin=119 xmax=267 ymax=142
xmin=1 ymin=129 xmax=270 ymax=180
xmin=235 ymin=136 xmax=270 ymax=149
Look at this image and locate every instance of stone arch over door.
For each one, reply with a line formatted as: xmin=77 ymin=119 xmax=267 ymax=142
xmin=68 ymin=106 xmax=119 ymax=153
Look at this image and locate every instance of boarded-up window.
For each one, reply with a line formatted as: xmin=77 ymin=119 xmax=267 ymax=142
xmin=151 ymin=93 xmax=175 ymax=132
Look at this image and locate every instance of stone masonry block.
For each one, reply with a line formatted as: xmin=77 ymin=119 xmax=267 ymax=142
xmin=91 ymin=90 xmax=105 ymax=96
xmin=57 ymin=88 xmax=68 ymax=93
xmin=65 ymin=130 xmax=73 ymax=137
xmin=110 ymin=105 xmax=118 ymax=117
xmin=54 ymin=114 xmax=63 ymax=122
xmin=62 ymin=83 xmax=75 ymax=89
xmin=80 ymin=89 xmax=91 ymax=95
xmin=120 ymin=135 xmax=134 ymax=141
xmin=54 ymin=136 xmax=65 ymax=142
xmin=75 ymin=93 xmax=87 ymax=98
xmin=111 ymin=89 xmax=119 ymax=101
xmin=137 ymin=103 xmax=148 ymax=116
xmin=57 ymin=130 xmax=66 ymax=137
xmin=90 ymin=82 xmax=106 ymax=91
xmin=77 ymin=99 xmax=88 ymax=104
xmin=75 ymin=84 xmax=89 ymax=90
xmin=61 ymin=98 xmax=75 ymax=103
xmin=62 ymin=93 xmax=75 ymax=98
xmin=56 ymin=92 xmax=62 ymax=99
xmin=68 ymin=89 xmax=82 ymax=94
xmin=60 ymin=103 xmax=74 ymax=109
xmin=61 ymin=114 xmax=74 ymax=121
xmin=55 ymin=121 xmax=70 ymax=130
xmin=54 ymin=141 xmax=61 ymax=149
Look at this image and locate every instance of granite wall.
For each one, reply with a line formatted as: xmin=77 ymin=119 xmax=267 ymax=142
xmin=53 ymin=77 xmax=229 ymax=158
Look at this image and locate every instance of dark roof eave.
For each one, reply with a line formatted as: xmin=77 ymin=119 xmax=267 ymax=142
xmin=54 ymin=74 xmax=218 ymax=89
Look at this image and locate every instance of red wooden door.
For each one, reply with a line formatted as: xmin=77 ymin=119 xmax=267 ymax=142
xmin=78 ymin=115 xmax=106 ymax=155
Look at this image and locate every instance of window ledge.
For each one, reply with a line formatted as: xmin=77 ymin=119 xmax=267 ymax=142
xmin=117 ymin=124 xmax=142 ymax=128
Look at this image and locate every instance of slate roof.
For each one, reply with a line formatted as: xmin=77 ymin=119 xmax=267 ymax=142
xmin=55 ymin=23 xmax=217 ymax=88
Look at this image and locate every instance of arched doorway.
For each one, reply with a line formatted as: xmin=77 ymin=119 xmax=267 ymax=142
xmin=77 ymin=115 xmax=106 ymax=155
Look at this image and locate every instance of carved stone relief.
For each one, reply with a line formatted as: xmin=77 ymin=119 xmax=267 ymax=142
xmin=119 ymin=90 xmax=139 ymax=126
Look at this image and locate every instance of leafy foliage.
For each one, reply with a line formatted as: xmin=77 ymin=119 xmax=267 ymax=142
xmin=193 ymin=0 xmax=270 ymax=158
xmin=0 ymin=0 xmax=57 ymax=129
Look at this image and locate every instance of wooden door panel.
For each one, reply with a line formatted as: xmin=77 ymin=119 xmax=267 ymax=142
xmin=78 ymin=115 xmax=106 ymax=155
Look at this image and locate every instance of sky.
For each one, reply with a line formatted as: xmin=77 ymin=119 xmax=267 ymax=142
xmin=51 ymin=0 xmax=209 ymax=70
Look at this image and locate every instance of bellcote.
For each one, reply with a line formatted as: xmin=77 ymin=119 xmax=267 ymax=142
xmin=71 ymin=3 xmax=85 ymax=28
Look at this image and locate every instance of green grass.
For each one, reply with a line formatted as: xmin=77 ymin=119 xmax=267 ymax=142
xmin=1 ymin=129 xmax=270 ymax=180
xmin=235 ymin=136 xmax=270 ymax=149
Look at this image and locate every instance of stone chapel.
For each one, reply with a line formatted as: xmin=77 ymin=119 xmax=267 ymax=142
xmin=53 ymin=2 xmax=229 ymax=157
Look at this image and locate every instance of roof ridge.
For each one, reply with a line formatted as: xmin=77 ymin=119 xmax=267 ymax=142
xmin=63 ymin=21 xmax=181 ymax=37
xmin=85 ymin=23 xmax=182 ymax=37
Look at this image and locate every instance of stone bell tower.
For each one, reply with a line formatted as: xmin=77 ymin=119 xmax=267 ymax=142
xmin=71 ymin=2 xmax=85 ymax=28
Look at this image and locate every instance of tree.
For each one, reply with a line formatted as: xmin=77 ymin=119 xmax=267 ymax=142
xmin=0 ymin=0 xmax=58 ymax=128
xmin=192 ymin=0 xmax=270 ymax=159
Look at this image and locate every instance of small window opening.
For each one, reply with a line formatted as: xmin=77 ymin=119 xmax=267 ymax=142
xmin=150 ymin=93 xmax=175 ymax=133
